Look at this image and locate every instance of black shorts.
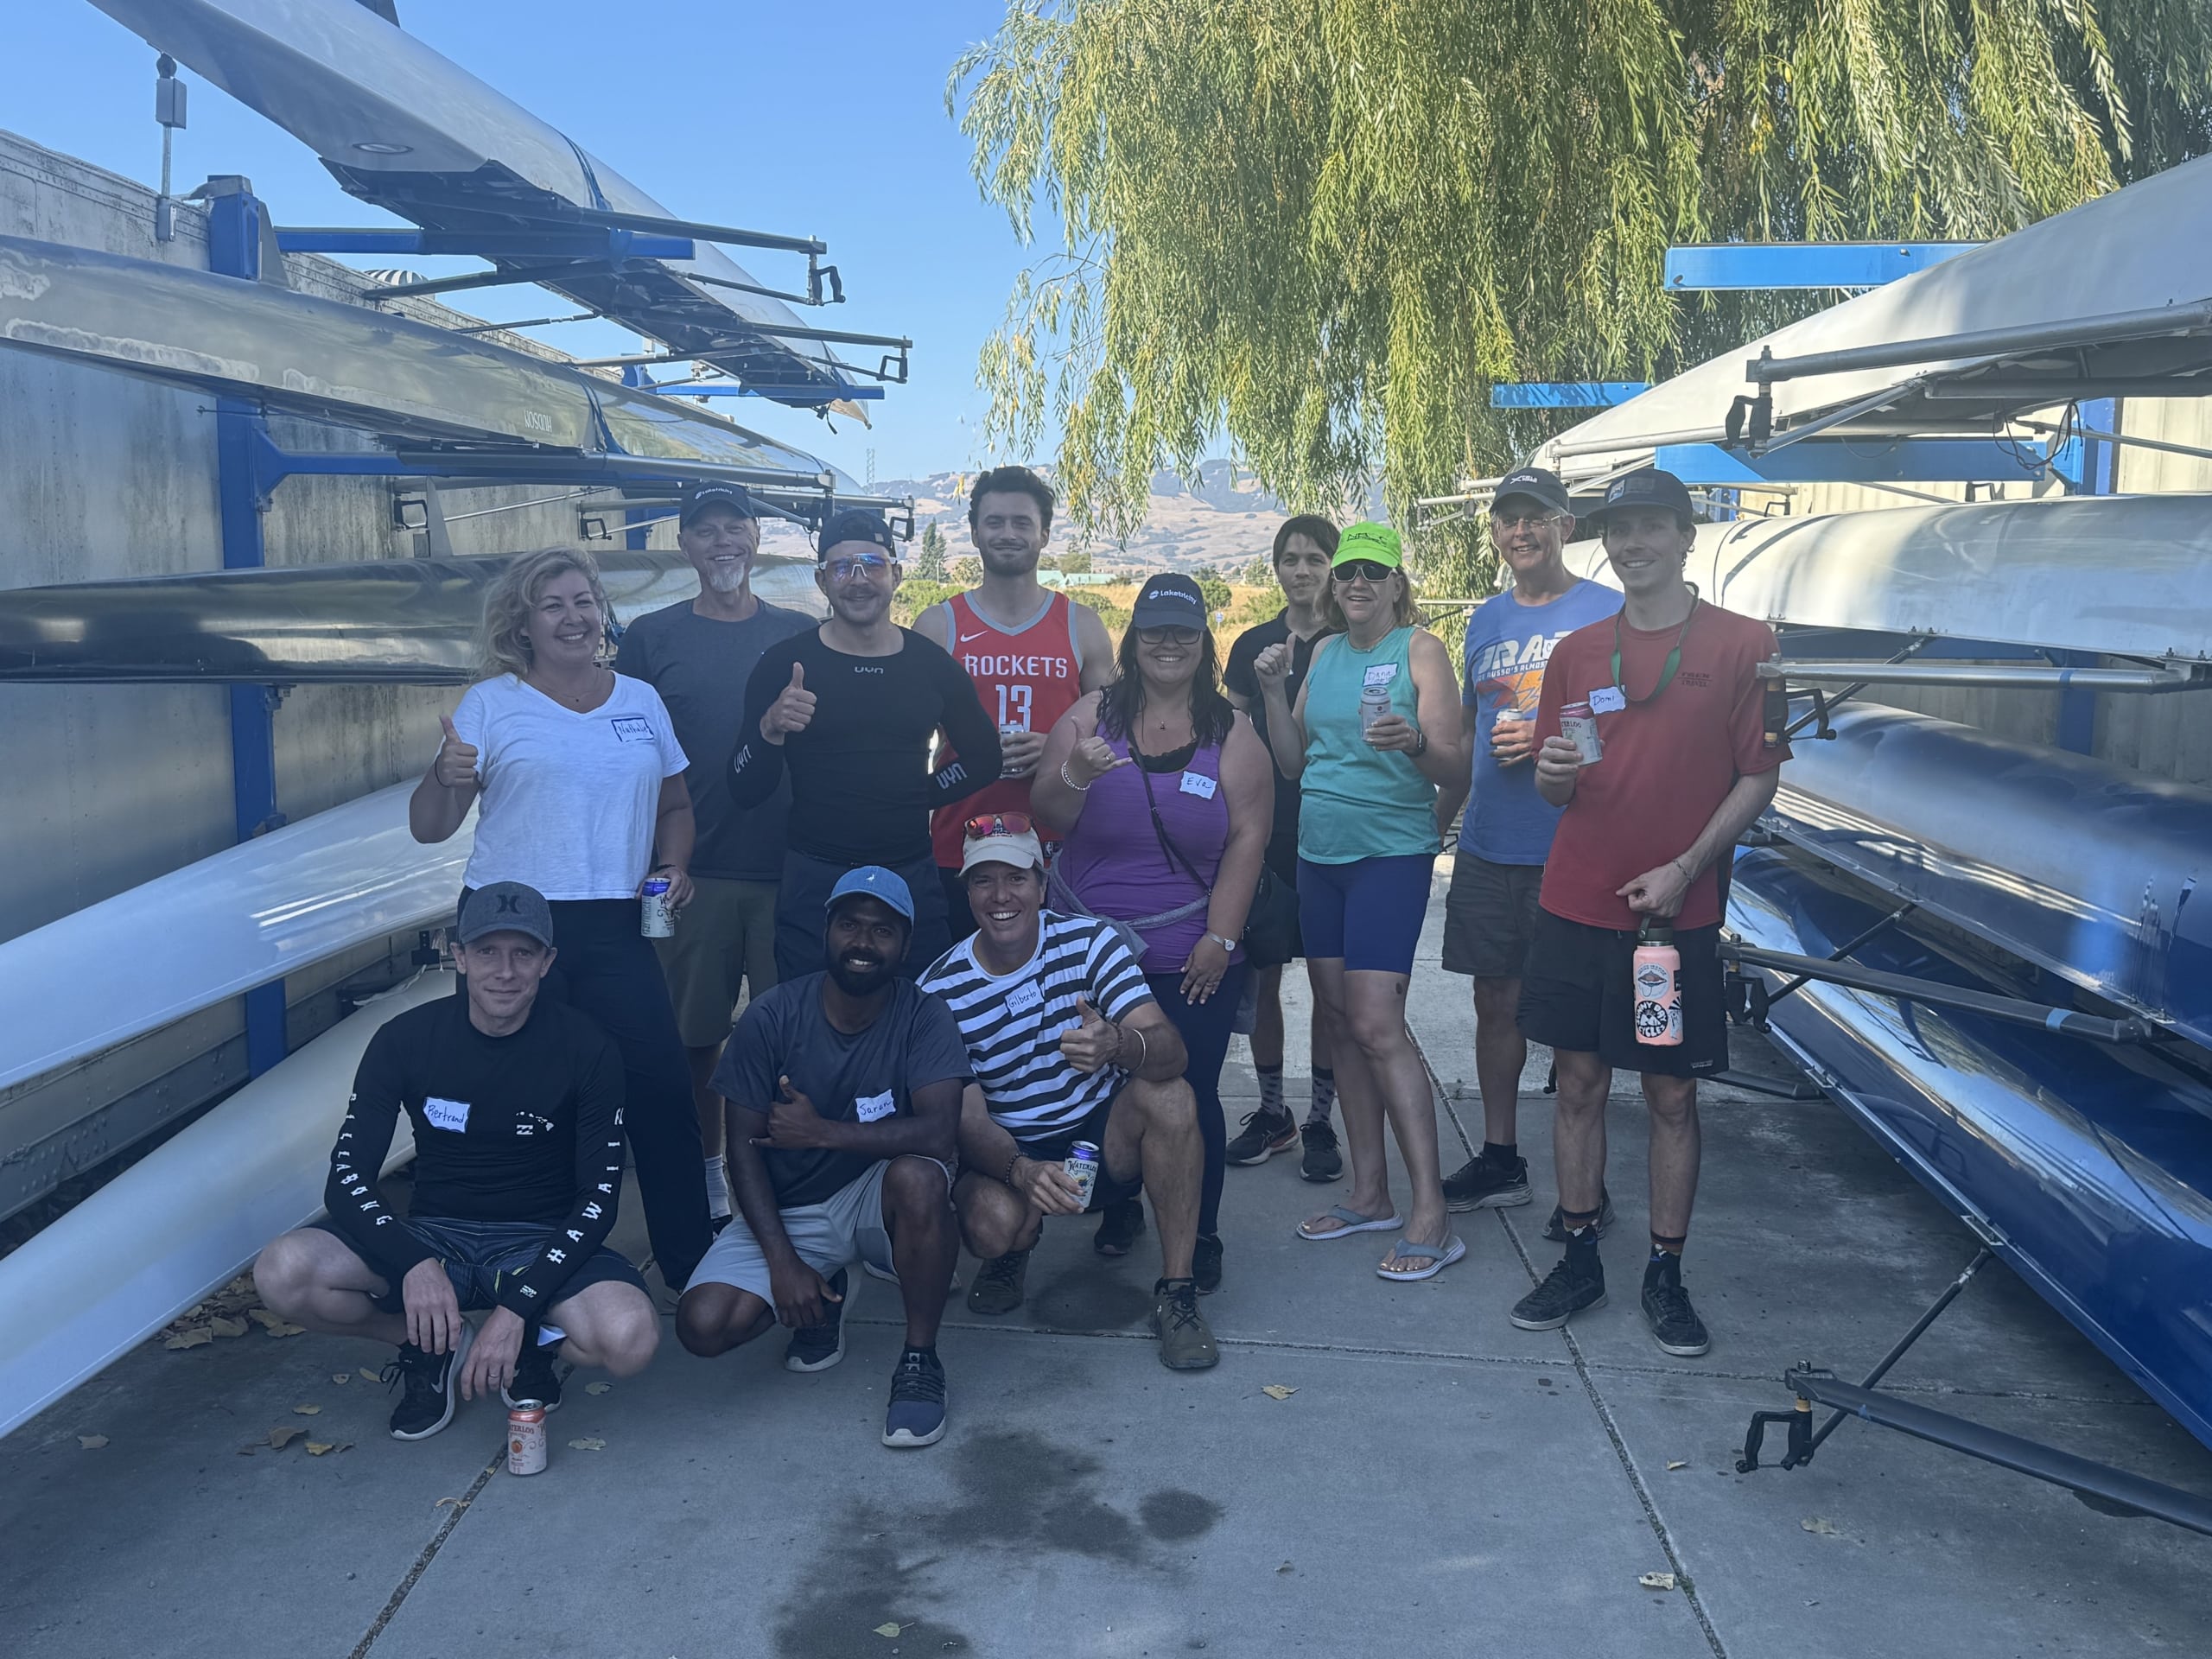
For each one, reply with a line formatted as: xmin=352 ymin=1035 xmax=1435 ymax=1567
xmin=1258 ymin=831 xmax=1306 ymax=963
xmin=1012 ymin=1087 xmax=1144 ymax=1212
xmin=1441 ymin=854 xmax=1545 ymax=978
xmin=1516 ymin=910 xmax=1729 ymax=1079
xmin=310 ymin=1216 xmax=649 ymax=1316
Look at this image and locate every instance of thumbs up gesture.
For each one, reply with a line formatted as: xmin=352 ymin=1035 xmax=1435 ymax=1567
xmin=432 ymin=713 xmax=480 ymax=789
xmin=760 ymin=660 xmax=817 ymax=744
xmin=752 ymin=1073 xmax=831 ymax=1149
xmin=1058 ymin=996 xmax=1122 ymax=1075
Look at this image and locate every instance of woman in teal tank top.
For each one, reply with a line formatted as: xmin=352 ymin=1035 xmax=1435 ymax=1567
xmin=1254 ymin=524 xmax=1468 ymax=1281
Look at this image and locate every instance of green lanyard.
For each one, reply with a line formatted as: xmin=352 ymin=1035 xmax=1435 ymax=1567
xmin=1611 ymin=588 xmax=1700 ymax=705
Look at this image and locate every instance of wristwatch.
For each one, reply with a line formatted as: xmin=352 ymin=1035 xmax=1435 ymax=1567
xmin=1411 ymin=729 xmax=1428 ymax=756
xmin=1205 ymin=932 xmax=1238 ymax=953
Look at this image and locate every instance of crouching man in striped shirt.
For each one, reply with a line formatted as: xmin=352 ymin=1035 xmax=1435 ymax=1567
xmin=918 ymin=813 xmax=1220 ymax=1370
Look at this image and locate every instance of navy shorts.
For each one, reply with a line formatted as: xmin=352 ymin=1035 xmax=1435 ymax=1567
xmin=1011 ymin=1086 xmax=1146 ymax=1212
xmin=311 ymin=1215 xmax=649 ymax=1315
xmin=1296 ymin=854 xmax=1436 ymax=974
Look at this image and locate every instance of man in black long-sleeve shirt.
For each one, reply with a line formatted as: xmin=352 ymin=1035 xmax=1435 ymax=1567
xmin=254 ymin=882 xmax=659 ymax=1441
xmin=728 ymin=508 xmax=1001 ymax=979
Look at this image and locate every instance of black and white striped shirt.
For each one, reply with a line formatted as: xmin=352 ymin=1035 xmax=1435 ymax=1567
xmin=918 ymin=911 xmax=1154 ymax=1141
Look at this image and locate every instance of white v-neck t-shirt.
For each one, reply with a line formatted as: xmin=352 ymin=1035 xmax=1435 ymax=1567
xmin=450 ymin=673 xmax=690 ymax=900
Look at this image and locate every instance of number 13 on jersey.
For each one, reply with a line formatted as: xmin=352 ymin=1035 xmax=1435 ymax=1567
xmin=996 ymin=683 xmax=1033 ymax=731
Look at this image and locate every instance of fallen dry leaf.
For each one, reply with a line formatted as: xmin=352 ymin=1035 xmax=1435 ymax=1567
xmin=1261 ymin=1384 xmax=1297 ymax=1402
xmin=1802 ymin=1516 xmax=1839 ymax=1535
xmin=873 ymin=1624 xmax=906 ymax=1638
xmin=568 ymin=1437 xmax=606 ymax=1451
xmin=305 ymin=1441 xmax=353 ymax=1457
xmin=207 ymin=1315 xmax=250 ymax=1339
xmin=1639 ymin=1572 xmax=1678 ymax=1592
xmin=268 ymin=1427 xmax=306 ymax=1449
xmin=292 ymin=1404 xmax=321 ymax=1416
xmin=164 ymin=1327 xmax=214 ymax=1351
xmin=263 ymin=1322 xmax=306 ymax=1338
xmin=359 ymin=1370 xmax=381 ymax=1384
xmin=1275 ymin=1561 xmax=1294 ymax=1575
xmin=247 ymin=1308 xmax=307 ymax=1338
xmin=78 ymin=1434 xmax=108 ymax=1450
xmin=332 ymin=1373 xmax=352 ymax=1386
xmin=1666 ymin=1460 xmax=1688 ymax=1471
xmin=435 ymin=1497 xmax=463 ymax=1510
xmin=585 ymin=1382 xmax=612 ymax=1395
xmin=235 ymin=1446 xmax=256 ymax=1457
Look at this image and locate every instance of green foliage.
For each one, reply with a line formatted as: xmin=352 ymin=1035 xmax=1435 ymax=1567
xmin=950 ymin=556 xmax=984 ymax=588
xmin=890 ymin=577 xmax=961 ymax=629
xmin=1192 ymin=569 xmax=1232 ymax=613
xmin=913 ymin=522 xmax=950 ymax=582
xmin=1057 ymin=546 xmax=1093 ymax=575
xmin=1239 ymin=555 xmax=1274 ymax=588
xmin=952 ymin=1 xmax=2212 ymax=531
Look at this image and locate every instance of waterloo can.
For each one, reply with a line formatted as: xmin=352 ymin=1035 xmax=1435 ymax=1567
xmin=1065 ymin=1141 xmax=1102 ymax=1209
xmin=640 ymin=876 xmax=675 ymax=938
xmin=507 ymin=1402 xmax=548 ymax=1476
xmin=1559 ymin=701 xmax=1603 ymax=766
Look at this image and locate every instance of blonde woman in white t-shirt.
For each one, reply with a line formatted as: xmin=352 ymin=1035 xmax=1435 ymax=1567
xmin=411 ymin=548 xmax=712 ymax=1299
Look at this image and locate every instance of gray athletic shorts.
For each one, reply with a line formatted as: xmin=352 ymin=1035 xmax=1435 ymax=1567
xmin=683 ymin=1155 xmax=956 ymax=1300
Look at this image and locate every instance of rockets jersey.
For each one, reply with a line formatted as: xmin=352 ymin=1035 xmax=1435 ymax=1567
xmin=931 ymin=589 xmax=1088 ymax=867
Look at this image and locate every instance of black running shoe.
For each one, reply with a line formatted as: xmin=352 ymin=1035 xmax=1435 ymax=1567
xmin=785 ymin=1270 xmax=849 ymax=1373
xmin=965 ymin=1249 xmax=1030 ymax=1316
xmin=1298 ymin=1119 xmax=1343 ymax=1183
xmin=1443 ymin=1150 xmax=1533 ymax=1212
xmin=882 ymin=1349 xmax=949 ymax=1447
xmin=500 ymin=1336 xmax=563 ymax=1412
xmin=1541 ymin=1188 xmax=1616 ymax=1242
xmin=1192 ymin=1232 xmax=1224 ymax=1295
xmin=382 ymin=1324 xmax=473 ymax=1441
xmin=1226 ymin=1107 xmax=1299 ymax=1165
xmin=1094 ymin=1197 xmax=1146 ymax=1256
xmin=1641 ymin=1256 xmax=1712 ymax=1357
xmin=1509 ymin=1237 xmax=1607 ymax=1332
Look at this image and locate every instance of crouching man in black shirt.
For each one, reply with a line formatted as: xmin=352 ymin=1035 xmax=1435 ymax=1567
xmin=676 ymin=866 xmax=971 ymax=1448
xmin=254 ymin=882 xmax=658 ymax=1441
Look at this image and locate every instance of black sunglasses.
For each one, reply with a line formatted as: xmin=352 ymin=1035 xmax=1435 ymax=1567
xmin=1332 ymin=559 xmax=1396 ymax=584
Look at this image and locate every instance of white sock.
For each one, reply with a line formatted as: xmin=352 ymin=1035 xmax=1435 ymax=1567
xmin=705 ymin=1154 xmax=731 ymax=1219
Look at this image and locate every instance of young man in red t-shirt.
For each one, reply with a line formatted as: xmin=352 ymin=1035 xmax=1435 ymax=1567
xmin=1509 ymin=468 xmax=1789 ymax=1357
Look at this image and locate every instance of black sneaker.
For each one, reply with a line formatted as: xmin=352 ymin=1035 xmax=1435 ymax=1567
xmin=1150 ymin=1278 xmax=1220 ymax=1370
xmin=1642 ymin=1256 xmax=1712 ymax=1357
xmin=881 ymin=1349 xmax=949 ymax=1447
xmin=500 ymin=1337 xmax=563 ymax=1412
xmin=382 ymin=1324 xmax=473 ymax=1442
xmin=1094 ymin=1197 xmax=1146 ymax=1256
xmin=966 ymin=1249 xmax=1030 ymax=1316
xmin=1510 ymin=1237 xmax=1607 ymax=1332
xmin=785 ymin=1270 xmax=849 ymax=1373
xmin=1192 ymin=1232 xmax=1224 ymax=1295
xmin=1226 ymin=1107 xmax=1299 ymax=1165
xmin=1298 ymin=1120 xmax=1343 ymax=1183
xmin=1541 ymin=1188 xmax=1616 ymax=1242
xmin=1443 ymin=1151 xmax=1532 ymax=1212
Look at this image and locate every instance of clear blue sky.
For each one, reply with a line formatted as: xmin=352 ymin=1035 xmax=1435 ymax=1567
xmin=0 ymin=0 xmax=1051 ymax=483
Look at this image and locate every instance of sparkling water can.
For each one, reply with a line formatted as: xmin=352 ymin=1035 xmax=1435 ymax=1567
xmin=1358 ymin=681 xmax=1392 ymax=734
xmin=507 ymin=1402 xmax=548 ymax=1476
xmin=1559 ymin=701 xmax=1603 ymax=766
xmin=640 ymin=876 xmax=675 ymax=938
xmin=1065 ymin=1141 xmax=1102 ymax=1209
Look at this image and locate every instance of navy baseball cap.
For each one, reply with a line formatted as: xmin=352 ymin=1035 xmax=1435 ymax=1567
xmin=1586 ymin=467 xmax=1696 ymax=529
xmin=1493 ymin=467 xmax=1573 ymax=518
xmin=817 ymin=508 xmax=899 ymax=558
xmin=679 ymin=480 xmax=759 ymax=526
xmin=1131 ymin=573 xmax=1207 ymax=630
xmin=826 ymin=865 xmax=916 ymax=924
xmin=456 ymin=881 xmax=555 ymax=948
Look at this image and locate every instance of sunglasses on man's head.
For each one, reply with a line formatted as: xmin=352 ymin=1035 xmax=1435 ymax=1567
xmin=1135 ymin=625 xmax=1203 ymax=645
xmin=964 ymin=810 xmax=1035 ymax=839
xmin=1332 ymin=559 xmax=1395 ymax=584
xmin=823 ymin=551 xmax=896 ymax=582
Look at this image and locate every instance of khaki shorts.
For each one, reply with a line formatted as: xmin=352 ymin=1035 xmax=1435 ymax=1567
xmin=654 ymin=875 xmax=779 ymax=1047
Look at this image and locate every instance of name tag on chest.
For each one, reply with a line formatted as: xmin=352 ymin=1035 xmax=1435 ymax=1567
xmin=855 ymin=1090 xmax=896 ymax=1123
xmin=1587 ymin=686 xmax=1627 ymax=715
xmin=608 ymin=715 xmax=655 ymax=744
xmin=1179 ymin=771 xmax=1217 ymax=800
xmin=1004 ymin=980 xmax=1044 ymax=1017
xmin=424 ymin=1096 xmax=470 ymax=1134
xmin=1362 ymin=663 xmax=1399 ymax=688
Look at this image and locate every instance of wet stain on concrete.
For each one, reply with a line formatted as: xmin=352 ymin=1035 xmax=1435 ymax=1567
xmin=771 ymin=1527 xmax=971 ymax=1657
xmin=1027 ymin=1264 xmax=1153 ymax=1332
xmin=1139 ymin=1489 xmax=1224 ymax=1541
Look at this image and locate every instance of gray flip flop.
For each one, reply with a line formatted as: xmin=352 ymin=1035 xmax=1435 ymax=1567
xmin=1376 ymin=1234 xmax=1467 ymax=1281
xmin=1296 ymin=1205 xmax=1404 ymax=1242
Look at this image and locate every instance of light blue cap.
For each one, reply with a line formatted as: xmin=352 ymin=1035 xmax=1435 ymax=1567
xmin=825 ymin=865 xmax=915 ymax=924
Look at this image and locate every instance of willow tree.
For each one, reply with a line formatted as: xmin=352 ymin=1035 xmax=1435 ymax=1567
xmin=950 ymin=0 xmax=2212 ymax=538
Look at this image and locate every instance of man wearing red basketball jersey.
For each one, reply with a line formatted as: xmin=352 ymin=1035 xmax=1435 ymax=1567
xmin=916 ymin=467 xmax=1116 ymax=939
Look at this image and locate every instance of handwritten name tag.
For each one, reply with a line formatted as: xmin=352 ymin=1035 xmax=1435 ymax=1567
xmin=1588 ymin=686 xmax=1627 ymax=715
xmin=424 ymin=1096 xmax=470 ymax=1134
xmin=1004 ymin=980 xmax=1044 ymax=1016
xmin=855 ymin=1090 xmax=896 ymax=1123
xmin=1179 ymin=771 xmax=1218 ymax=800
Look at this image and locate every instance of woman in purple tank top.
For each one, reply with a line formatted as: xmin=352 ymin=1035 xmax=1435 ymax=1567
xmin=1033 ymin=575 xmax=1274 ymax=1295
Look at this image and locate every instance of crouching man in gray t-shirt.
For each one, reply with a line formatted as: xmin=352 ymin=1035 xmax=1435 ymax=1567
xmin=675 ymin=867 xmax=971 ymax=1448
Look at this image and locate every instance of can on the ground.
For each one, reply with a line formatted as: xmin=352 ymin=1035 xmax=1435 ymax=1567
xmin=507 ymin=1402 xmax=548 ymax=1475
xmin=1559 ymin=701 xmax=1602 ymax=766
xmin=1065 ymin=1141 xmax=1102 ymax=1209
xmin=640 ymin=876 xmax=675 ymax=938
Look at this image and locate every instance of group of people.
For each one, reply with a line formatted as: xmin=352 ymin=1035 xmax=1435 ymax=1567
xmin=251 ymin=459 xmax=1787 ymax=1453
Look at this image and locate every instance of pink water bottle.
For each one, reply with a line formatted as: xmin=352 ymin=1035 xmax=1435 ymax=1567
xmin=1631 ymin=919 xmax=1683 ymax=1046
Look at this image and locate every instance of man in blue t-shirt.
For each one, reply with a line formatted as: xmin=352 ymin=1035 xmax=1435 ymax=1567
xmin=1435 ymin=467 xmax=1622 ymax=1218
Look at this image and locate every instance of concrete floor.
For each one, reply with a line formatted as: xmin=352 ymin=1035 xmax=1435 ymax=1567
xmin=8 ymin=865 xmax=2212 ymax=1657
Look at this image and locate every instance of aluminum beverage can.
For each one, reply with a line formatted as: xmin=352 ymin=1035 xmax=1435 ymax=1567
xmin=507 ymin=1402 xmax=548 ymax=1475
xmin=1065 ymin=1141 xmax=1102 ymax=1209
xmin=1559 ymin=701 xmax=1602 ymax=766
xmin=1358 ymin=682 xmax=1392 ymax=734
xmin=640 ymin=876 xmax=675 ymax=938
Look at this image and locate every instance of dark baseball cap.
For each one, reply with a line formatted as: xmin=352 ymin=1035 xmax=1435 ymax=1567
xmin=1586 ymin=467 xmax=1696 ymax=529
xmin=456 ymin=880 xmax=555 ymax=948
xmin=1130 ymin=572 xmax=1207 ymax=630
xmin=1492 ymin=467 xmax=1573 ymax=518
xmin=817 ymin=507 xmax=899 ymax=558
xmin=679 ymin=480 xmax=759 ymax=527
